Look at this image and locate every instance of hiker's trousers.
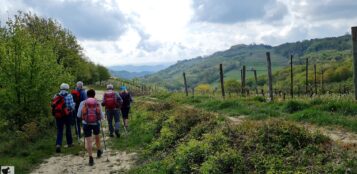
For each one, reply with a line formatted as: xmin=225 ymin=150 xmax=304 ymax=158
xmin=106 ymin=109 xmax=120 ymax=134
xmin=56 ymin=116 xmax=73 ymax=146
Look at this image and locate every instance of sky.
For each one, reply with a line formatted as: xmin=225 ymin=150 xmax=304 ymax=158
xmin=1 ymin=0 xmax=357 ymax=66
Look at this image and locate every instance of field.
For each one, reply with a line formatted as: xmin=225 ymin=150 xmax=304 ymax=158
xmin=107 ymin=92 xmax=357 ymax=173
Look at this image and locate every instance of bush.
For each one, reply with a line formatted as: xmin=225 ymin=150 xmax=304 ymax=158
xmin=283 ymin=100 xmax=308 ymax=113
xmin=149 ymin=107 xmax=217 ymax=153
xmin=322 ymin=100 xmax=357 ymax=116
xmin=252 ymin=96 xmax=266 ymax=102
xmin=200 ymin=149 xmax=244 ymax=174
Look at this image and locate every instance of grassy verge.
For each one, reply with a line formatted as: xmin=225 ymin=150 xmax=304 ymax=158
xmin=110 ymin=96 xmax=356 ymax=173
xmin=0 ymin=127 xmax=82 ymax=173
xmin=149 ymin=93 xmax=357 ymax=133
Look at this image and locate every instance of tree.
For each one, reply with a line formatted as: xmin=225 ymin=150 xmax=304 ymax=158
xmin=0 ymin=13 xmax=73 ymax=129
xmin=16 ymin=12 xmax=108 ymax=84
xmin=195 ymin=84 xmax=212 ymax=94
xmin=97 ymin=64 xmax=111 ymax=85
xmin=225 ymin=80 xmax=241 ymax=95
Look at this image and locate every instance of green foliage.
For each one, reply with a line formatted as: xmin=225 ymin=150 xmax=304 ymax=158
xmin=252 ymin=96 xmax=266 ymax=102
xmin=200 ymin=149 xmax=244 ymax=174
xmin=321 ymin=99 xmax=357 ymax=116
xmin=97 ymin=64 xmax=111 ymax=84
xmin=0 ymin=12 xmax=109 ymax=172
xmin=112 ymin=95 xmax=357 ymax=173
xmin=195 ymin=84 xmax=212 ymax=94
xmin=290 ymin=109 xmax=357 ymax=132
xmin=0 ymin=13 xmax=73 ymax=129
xmin=129 ymin=97 xmax=356 ymax=173
xmin=0 ymin=12 xmax=111 ymax=130
xmin=283 ymin=100 xmax=309 ymax=113
xmin=225 ymin=79 xmax=241 ymax=94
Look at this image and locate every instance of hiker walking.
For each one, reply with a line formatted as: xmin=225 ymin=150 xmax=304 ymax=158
xmin=119 ymin=86 xmax=133 ymax=132
xmin=77 ymin=89 xmax=104 ymax=166
xmin=51 ymin=83 xmax=75 ymax=153
xmin=71 ymin=81 xmax=87 ymax=137
xmin=102 ymin=84 xmax=123 ymax=137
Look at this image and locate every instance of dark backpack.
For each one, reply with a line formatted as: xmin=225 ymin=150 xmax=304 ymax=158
xmin=51 ymin=94 xmax=70 ymax=119
xmin=81 ymin=98 xmax=101 ymax=124
xmin=71 ymin=90 xmax=81 ymax=105
xmin=104 ymin=91 xmax=118 ymax=109
xmin=121 ymin=92 xmax=132 ymax=108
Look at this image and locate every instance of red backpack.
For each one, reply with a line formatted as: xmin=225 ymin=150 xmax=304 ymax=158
xmin=103 ymin=91 xmax=118 ymax=109
xmin=81 ymin=98 xmax=101 ymax=123
xmin=71 ymin=90 xmax=81 ymax=104
xmin=51 ymin=94 xmax=70 ymax=119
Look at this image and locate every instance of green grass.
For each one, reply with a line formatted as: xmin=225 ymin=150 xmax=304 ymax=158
xmin=291 ymin=109 xmax=357 ymax=132
xmin=121 ymin=96 xmax=356 ymax=173
xmin=109 ymin=108 xmax=157 ymax=151
xmin=0 ymin=128 xmax=82 ymax=174
xmin=151 ymin=92 xmax=357 ymax=133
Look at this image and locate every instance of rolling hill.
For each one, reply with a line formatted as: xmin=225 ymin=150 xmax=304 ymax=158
xmin=110 ymin=70 xmax=153 ymax=79
xmin=143 ymin=34 xmax=352 ymax=90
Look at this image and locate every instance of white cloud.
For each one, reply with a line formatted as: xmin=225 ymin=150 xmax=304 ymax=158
xmin=1 ymin=0 xmax=357 ymax=66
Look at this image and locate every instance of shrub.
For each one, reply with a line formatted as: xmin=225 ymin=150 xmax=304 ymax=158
xmin=322 ymin=100 xmax=357 ymax=116
xmin=200 ymin=149 xmax=244 ymax=174
xmin=252 ymin=96 xmax=266 ymax=102
xmin=283 ymin=100 xmax=308 ymax=113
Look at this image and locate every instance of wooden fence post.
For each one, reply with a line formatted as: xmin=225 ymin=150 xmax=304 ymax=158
xmin=305 ymin=58 xmax=309 ymax=94
xmin=266 ymin=52 xmax=273 ymax=101
xmin=290 ymin=55 xmax=294 ymax=98
xmin=314 ymin=64 xmax=317 ymax=95
xmin=219 ymin=64 xmax=225 ymax=99
xmin=253 ymin=69 xmax=259 ymax=94
xmin=242 ymin=65 xmax=246 ymax=94
xmin=183 ymin=72 xmax=188 ymax=96
xmin=321 ymin=68 xmax=324 ymax=94
xmin=352 ymin=26 xmax=357 ymax=100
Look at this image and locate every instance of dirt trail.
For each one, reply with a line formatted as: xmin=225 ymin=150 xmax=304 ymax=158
xmin=31 ymin=150 xmax=137 ymax=174
xmin=301 ymin=123 xmax=357 ymax=145
xmin=31 ymin=90 xmax=137 ymax=174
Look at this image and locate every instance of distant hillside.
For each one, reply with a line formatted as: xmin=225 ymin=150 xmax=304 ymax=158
xmin=108 ymin=64 xmax=171 ymax=73
xmin=110 ymin=70 xmax=152 ymax=79
xmin=143 ymin=34 xmax=352 ymax=90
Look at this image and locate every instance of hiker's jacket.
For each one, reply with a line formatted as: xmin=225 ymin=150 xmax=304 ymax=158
xmin=54 ymin=90 xmax=75 ymax=111
xmin=76 ymin=87 xmax=87 ymax=103
xmin=102 ymin=90 xmax=123 ymax=109
xmin=76 ymin=98 xmax=104 ymax=125
xmin=120 ymin=92 xmax=133 ymax=108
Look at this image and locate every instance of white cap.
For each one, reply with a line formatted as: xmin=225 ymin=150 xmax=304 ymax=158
xmin=60 ymin=83 xmax=70 ymax=90
xmin=107 ymin=84 xmax=114 ymax=90
xmin=76 ymin=81 xmax=83 ymax=89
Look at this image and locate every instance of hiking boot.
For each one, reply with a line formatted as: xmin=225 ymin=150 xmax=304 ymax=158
xmin=97 ymin=149 xmax=103 ymax=158
xmin=89 ymin=156 xmax=94 ymax=166
xmin=56 ymin=145 xmax=61 ymax=153
xmin=115 ymin=130 xmax=120 ymax=138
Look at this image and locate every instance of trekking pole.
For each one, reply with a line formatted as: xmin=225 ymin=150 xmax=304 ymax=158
xmin=101 ymin=112 xmax=109 ymax=162
xmin=73 ymin=112 xmax=81 ymax=144
xmin=123 ymin=125 xmax=128 ymax=136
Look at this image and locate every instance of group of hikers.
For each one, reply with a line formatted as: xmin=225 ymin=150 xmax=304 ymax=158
xmin=51 ymin=81 xmax=133 ymax=166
